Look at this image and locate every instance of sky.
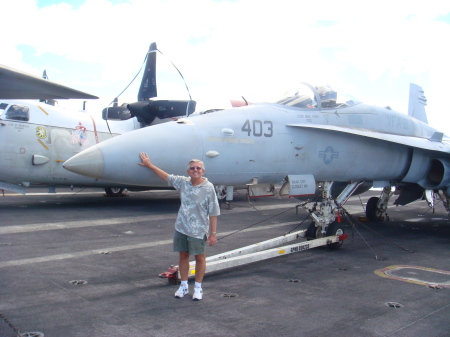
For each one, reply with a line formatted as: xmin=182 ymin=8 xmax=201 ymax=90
xmin=2 ymin=0 xmax=450 ymax=134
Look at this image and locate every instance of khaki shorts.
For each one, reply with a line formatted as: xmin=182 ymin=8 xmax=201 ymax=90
xmin=173 ymin=231 xmax=206 ymax=255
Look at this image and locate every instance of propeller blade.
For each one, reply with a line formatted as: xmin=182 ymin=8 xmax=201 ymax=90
xmin=127 ymin=100 xmax=196 ymax=125
xmin=102 ymin=106 xmax=132 ymax=120
xmin=138 ymin=42 xmax=157 ymax=101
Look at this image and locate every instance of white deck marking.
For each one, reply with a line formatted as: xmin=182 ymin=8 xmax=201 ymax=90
xmin=0 ymin=221 xmax=299 ymax=268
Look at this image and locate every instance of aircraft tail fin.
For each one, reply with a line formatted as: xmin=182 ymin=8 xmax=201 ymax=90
xmin=408 ymin=83 xmax=428 ymax=124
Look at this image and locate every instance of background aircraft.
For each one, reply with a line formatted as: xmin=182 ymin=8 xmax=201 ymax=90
xmin=0 ymin=43 xmax=195 ymax=194
xmin=64 ymin=81 xmax=450 ymax=240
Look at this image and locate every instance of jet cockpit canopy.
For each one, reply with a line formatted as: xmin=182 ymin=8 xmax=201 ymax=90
xmin=274 ymin=82 xmax=360 ymax=109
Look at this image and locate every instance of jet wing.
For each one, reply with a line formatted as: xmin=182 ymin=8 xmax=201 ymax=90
xmin=287 ymin=124 xmax=450 ymax=154
xmin=0 ymin=64 xmax=98 ymax=100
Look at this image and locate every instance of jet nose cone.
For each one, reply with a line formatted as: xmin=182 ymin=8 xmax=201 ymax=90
xmin=63 ymin=146 xmax=104 ymax=179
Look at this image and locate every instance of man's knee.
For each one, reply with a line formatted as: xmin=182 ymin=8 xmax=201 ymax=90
xmin=194 ymin=254 xmax=206 ymax=263
xmin=179 ymin=251 xmax=190 ymax=260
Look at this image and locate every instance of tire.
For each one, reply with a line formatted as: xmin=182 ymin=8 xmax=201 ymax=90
xmin=325 ymin=221 xmax=345 ymax=250
xmin=105 ymin=187 xmax=124 ymax=196
xmin=305 ymin=221 xmax=323 ymax=240
xmin=366 ymin=196 xmax=382 ymax=221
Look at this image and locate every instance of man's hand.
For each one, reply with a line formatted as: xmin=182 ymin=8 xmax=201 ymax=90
xmin=208 ymin=234 xmax=217 ymax=246
xmin=139 ymin=152 xmax=151 ymax=168
xmin=138 ymin=152 xmax=169 ymax=181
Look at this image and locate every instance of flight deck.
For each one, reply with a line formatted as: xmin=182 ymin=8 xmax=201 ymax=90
xmin=1 ymin=188 xmax=449 ymax=337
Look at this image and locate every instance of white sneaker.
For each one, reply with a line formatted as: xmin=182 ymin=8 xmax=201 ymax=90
xmin=193 ymin=287 xmax=203 ymax=301
xmin=174 ymin=285 xmax=188 ymax=298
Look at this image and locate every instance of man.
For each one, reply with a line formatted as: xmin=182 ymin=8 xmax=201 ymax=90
xmin=139 ymin=153 xmax=220 ymax=300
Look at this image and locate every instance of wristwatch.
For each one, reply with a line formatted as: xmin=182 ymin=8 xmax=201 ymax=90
xmin=210 ymin=232 xmax=216 ymax=235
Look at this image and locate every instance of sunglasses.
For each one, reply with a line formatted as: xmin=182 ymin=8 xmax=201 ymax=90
xmin=189 ymin=166 xmax=203 ymax=170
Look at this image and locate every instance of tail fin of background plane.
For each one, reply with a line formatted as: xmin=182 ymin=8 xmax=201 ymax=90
xmin=408 ymin=83 xmax=428 ymax=124
xmin=40 ymin=69 xmax=56 ymax=106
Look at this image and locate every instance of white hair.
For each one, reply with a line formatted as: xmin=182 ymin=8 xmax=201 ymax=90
xmin=187 ymin=159 xmax=205 ymax=170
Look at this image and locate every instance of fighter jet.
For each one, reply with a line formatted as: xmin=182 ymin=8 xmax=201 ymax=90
xmin=63 ymin=82 xmax=450 ymax=238
xmin=0 ymin=43 xmax=195 ymax=194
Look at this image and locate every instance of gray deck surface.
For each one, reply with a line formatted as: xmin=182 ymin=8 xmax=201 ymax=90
xmin=1 ymin=188 xmax=449 ymax=337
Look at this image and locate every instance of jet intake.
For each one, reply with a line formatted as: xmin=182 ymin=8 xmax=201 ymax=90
xmin=423 ymin=158 xmax=450 ymax=189
xmin=402 ymin=150 xmax=450 ymax=189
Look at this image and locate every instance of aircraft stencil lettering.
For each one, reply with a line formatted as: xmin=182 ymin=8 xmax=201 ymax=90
xmin=241 ymin=120 xmax=273 ymax=137
xmin=291 ymin=181 xmax=310 ymax=189
xmin=387 ymin=115 xmax=409 ymax=130
xmin=291 ymin=244 xmax=309 ymax=253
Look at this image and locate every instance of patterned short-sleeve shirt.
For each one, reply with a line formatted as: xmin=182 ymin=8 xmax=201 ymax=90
xmin=168 ymin=174 xmax=220 ymax=239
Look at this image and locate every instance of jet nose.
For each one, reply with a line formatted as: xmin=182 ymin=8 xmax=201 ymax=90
xmin=63 ymin=146 xmax=104 ymax=179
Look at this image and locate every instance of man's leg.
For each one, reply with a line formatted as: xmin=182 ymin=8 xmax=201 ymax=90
xmin=194 ymin=253 xmax=206 ymax=283
xmin=192 ymin=253 xmax=206 ymax=300
xmin=174 ymin=251 xmax=190 ymax=298
xmin=174 ymin=232 xmax=190 ymax=297
xmin=178 ymin=251 xmax=190 ymax=281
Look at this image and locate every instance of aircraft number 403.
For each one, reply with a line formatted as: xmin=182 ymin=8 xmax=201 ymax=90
xmin=241 ymin=119 xmax=273 ymax=137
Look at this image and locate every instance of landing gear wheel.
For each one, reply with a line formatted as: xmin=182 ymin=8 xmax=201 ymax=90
xmin=305 ymin=221 xmax=323 ymax=240
xmin=366 ymin=196 xmax=383 ymax=221
xmin=105 ymin=187 xmax=124 ymax=196
xmin=325 ymin=221 xmax=344 ymax=250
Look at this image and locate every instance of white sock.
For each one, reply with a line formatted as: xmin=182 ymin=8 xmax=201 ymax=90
xmin=195 ymin=282 xmax=202 ymax=289
xmin=181 ymin=280 xmax=188 ymax=288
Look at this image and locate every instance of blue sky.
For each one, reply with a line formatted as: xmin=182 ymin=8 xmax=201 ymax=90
xmin=36 ymin=0 xmax=129 ymax=8
xmin=37 ymin=0 xmax=87 ymax=7
xmin=2 ymin=0 xmax=450 ymax=134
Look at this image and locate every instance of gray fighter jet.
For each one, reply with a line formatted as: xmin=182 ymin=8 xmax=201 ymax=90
xmin=64 ymin=82 xmax=449 ymax=240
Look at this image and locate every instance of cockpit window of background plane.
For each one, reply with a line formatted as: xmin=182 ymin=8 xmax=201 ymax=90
xmin=0 ymin=103 xmax=7 ymax=115
xmin=2 ymin=104 xmax=30 ymax=121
